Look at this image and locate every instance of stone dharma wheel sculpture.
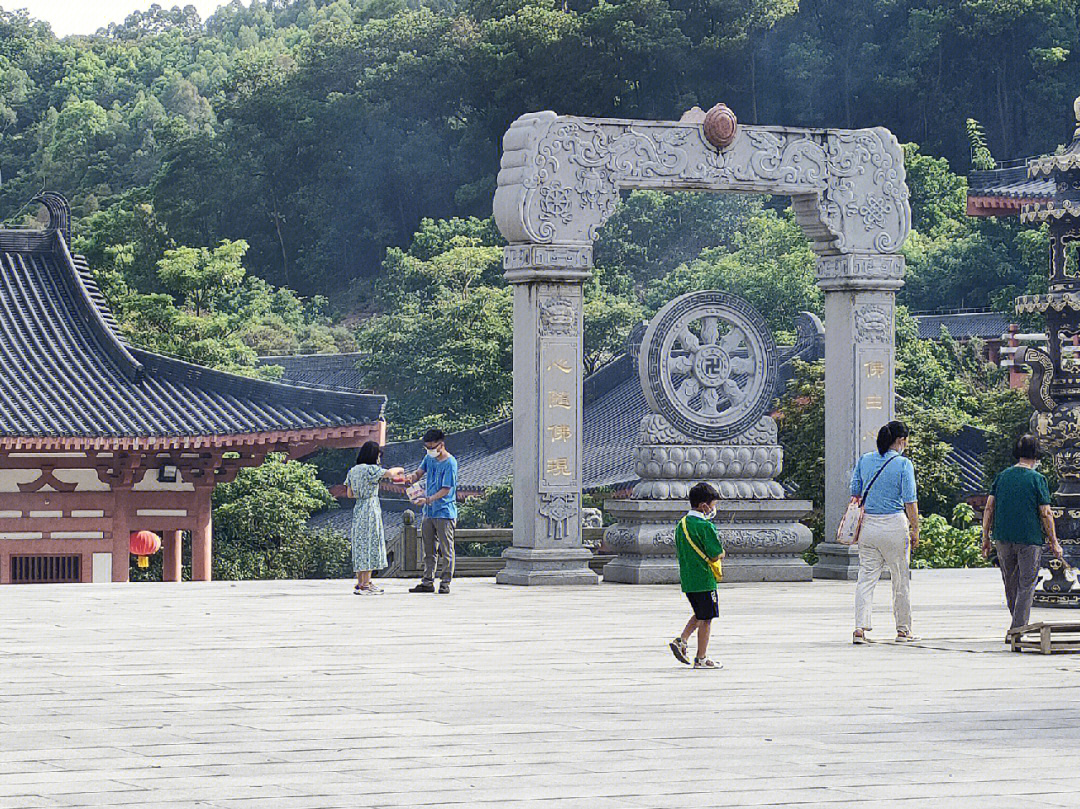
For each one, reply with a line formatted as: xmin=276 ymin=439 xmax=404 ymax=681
xmin=603 ymin=290 xmax=812 ymax=584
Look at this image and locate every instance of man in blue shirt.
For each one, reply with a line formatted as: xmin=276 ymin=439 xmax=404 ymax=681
xmin=403 ymin=428 xmax=458 ymax=594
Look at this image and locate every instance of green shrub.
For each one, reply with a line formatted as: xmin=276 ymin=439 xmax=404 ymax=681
xmin=912 ymin=503 xmax=988 ymax=569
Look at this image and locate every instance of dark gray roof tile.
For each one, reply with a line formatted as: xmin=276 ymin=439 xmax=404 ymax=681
xmin=913 ymin=312 xmax=1010 ymax=341
xmin=968 ymin=166 xmax=1053 ymax=200
xmin=0 ymin=228 xmax=385 ymax=440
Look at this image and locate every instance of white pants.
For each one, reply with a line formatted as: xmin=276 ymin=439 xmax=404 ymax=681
xmin=854 ymin=513 xmax=911 ymax=633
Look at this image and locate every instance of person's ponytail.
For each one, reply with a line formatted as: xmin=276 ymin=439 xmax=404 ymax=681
xmin=876 ymin=420 xmax=910 ymax=455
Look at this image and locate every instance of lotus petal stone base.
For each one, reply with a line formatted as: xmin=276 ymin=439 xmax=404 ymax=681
xmin=495 ymin=547 xmax=599 ymax=586
xmin=602 ymin=499 xmax=813 ymax=584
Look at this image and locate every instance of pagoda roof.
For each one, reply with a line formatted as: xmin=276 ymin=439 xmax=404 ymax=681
xmin=0 ymin=201 xmax=384 ymax=451
xmin=966 ymin=166 xmax=1053 ymax=217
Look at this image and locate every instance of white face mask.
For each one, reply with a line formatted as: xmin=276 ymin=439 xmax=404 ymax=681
xmin=426 ymin=448 xmax=439 ymax=458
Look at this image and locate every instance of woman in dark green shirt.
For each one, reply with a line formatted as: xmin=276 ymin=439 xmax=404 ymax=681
xmin=981 ymin=434 xmax=1064 ymax=633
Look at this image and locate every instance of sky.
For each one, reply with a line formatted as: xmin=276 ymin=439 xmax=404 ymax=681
xmin=8 ymin=1 xmax=238 ymax=37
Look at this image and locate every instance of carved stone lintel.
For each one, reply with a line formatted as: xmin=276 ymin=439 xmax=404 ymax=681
xmin=493 ymin=113 xmax=910 ymax=255
xmin=816 ymin=253 xmax=905 ymax=282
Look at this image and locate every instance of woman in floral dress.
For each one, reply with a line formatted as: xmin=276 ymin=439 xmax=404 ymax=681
xmin=344 ymin=441 xmax=403 ymax=595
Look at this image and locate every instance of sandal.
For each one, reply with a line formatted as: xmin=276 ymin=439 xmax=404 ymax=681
xmin=693 ymin=657 xmax=722 ymax=670
xmin=852 ymin=629 xmax=867 ymax=645
xmin=669 ymin=638 xmax=690 ymax=665
xmin=895 ymin=630 xmax=919 ymax=643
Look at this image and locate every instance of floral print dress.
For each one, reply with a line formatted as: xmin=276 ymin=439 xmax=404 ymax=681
xmin=345 ymin=464 xmax=387 ymax=572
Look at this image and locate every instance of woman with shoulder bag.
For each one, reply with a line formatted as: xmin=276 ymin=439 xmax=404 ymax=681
xmin=850 ymin=421 xmax=920 ymax=645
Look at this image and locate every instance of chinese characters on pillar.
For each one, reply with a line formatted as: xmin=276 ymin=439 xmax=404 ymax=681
xmin=856 ymin=350 xmax=892 ymax=455
xmin=539 ymin=342 xmax=579 ymax=491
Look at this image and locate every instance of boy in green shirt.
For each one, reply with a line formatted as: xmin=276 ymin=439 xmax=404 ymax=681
xmin=669 ymin=482 xmax=725 ymax=670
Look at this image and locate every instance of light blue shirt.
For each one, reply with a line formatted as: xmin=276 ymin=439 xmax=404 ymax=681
xmin=849 ymin=450 xmax=917 ymax=515
xmin=421 ymin=454 xmax=458 ymax=520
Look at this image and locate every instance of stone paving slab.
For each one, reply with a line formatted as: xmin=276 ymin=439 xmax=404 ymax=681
xmin=3 ymin=569 xmax=1080 ymax=807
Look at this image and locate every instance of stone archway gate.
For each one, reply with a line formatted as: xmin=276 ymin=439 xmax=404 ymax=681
xmin=492 ymin=109 xmax=910 ymax=585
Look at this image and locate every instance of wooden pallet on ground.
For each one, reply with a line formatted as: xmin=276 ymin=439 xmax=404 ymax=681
xmin=1007 ymin=622 xmax=1080 ymax=654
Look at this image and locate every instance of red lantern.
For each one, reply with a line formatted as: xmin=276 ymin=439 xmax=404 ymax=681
xmin=130 ymin=530 xmax=161 ymax=569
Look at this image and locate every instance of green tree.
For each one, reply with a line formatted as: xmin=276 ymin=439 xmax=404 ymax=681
xmin=211 ymin=453 xmax=344 ymax=580
xmin=157 ymin=240 xmax=248 ymax=317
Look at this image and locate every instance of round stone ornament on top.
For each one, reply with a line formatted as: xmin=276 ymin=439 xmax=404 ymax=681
xmin=639 ymin=291 xmax=776 ymax=443
xmin=703 ymin=103 xmax=737 ymax=149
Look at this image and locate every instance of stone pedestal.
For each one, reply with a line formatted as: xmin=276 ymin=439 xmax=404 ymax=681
xmin=812 ymin=542 xmax=860 ymax=580
xmin=600 ymin=291 xmax=814 ymax=585
xmin=497 ymin=547 xmax=599 ymax=586
xmin=603 ymin=499 xmax=813 ymax=584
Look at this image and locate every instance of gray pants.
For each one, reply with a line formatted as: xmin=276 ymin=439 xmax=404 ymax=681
xmin=422 ymin=518 xmax=456 ymax=584
xmin=996 ymin=541 xmax=1043 ymax=630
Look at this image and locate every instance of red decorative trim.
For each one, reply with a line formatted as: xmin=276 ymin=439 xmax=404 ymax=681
xmin=966 ymin=195 xmax=1052 ymax=217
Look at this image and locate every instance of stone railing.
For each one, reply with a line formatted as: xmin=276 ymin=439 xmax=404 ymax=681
xmin=387 ymin=511 xmax=608 ymax=577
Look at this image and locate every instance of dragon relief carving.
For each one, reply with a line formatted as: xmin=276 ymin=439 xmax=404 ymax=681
xmin=494 ymin=113 xmax=910 ymax=258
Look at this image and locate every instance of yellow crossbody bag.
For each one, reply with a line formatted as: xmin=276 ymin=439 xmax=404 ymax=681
xmin=679 ymin=517 xmax=723 ymax=582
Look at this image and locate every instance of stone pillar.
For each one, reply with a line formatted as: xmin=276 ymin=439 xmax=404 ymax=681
xmin=163 ymin=529 xmax=183 ymax=582
xmin=497 ymin=244 xmax=598 ymax=585
xmin=813 ymin=254 xmax=903 ymax=580
xmin=111 ymin=486 xmax=130 ymax=583
xmin=191 ymin=485 xmax=213 ymax=582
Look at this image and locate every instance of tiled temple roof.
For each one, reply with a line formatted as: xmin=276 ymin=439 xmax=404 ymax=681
xmin=0 ymin=203 xmax=384 ymax=448
xmin=913 ymin=311 xmax=1010 ymax=341
xmin=967 ymin=165 xmax=1053 ymax=216
xmin=949 ymin=424 xmax=988 ymax=495
xmin=258 ymin=353 xmax=372 ymax=394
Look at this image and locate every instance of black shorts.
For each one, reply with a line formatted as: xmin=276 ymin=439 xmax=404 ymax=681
xmin=686 ymin=590 xmax=719 ymax=621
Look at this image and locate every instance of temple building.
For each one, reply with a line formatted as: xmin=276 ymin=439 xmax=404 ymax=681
xmin=0 ymin=194 xmax=385 ymax=584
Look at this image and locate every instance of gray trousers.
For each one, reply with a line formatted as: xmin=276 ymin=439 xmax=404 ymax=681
xmin=422 ymin=518 xmax=456 ymax=584
xmin=996 ymin=541 xmax=1043 ymax=630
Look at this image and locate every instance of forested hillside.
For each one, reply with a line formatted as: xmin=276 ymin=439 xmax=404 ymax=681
xmin=2 ymin=0 xmax=1060 ymax=566
xmin=0 ymin=0 xmax=1078 ymax=295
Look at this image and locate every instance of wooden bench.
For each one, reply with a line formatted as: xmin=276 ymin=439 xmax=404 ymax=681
xmin=1007 ymin=622 xmax=1080 ymax=654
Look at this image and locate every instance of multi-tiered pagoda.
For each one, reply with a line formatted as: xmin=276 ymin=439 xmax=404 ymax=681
xmin=968 ymin=99 xmax=1080 ymax=605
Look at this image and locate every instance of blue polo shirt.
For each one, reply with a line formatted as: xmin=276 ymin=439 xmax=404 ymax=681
xmin=850 ymin=450 xmax=917 ymax=515
xmin=421 ymin=454 xmax=458 ymax=520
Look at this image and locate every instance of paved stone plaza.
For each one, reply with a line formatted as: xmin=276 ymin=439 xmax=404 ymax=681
xmin=3 ymin=570 xmax=1080 ymax=808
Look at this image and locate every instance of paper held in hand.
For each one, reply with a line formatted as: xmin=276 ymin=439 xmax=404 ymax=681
xmin=406 ymin=482 xmax=426 ymax=504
